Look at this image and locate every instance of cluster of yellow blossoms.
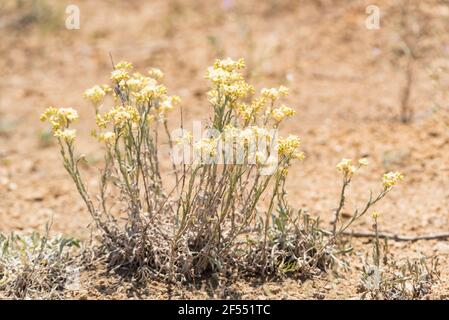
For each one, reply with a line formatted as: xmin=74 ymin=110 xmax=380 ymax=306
xmin=234 ymin=86 xmax=295 ymax=125
xmin=98 ymin=105 xmax=140 ymax=128
xmin=54 ymin=128 xmax=77 ymax=143
xmin=98 ymin=131 xmax=116 ymax=145
xmin=83 ymin=85 xmax=111 ymax=106
xmin=271 ymin=105 xmax=295 ymax=123
xmin=336 ymin=158 xmax=404 ymax=190
xmin=206 ymin=58 xmax=254 ymax=106
xmin=110 ymin=61 xmax=133 ymax=82
xmin=133 ymin=80 xmax=168 ymax=104
xmin=371 ymin=210 xmax=381 ymax=219
xmin=261 ymin=86 xmax=289 ymax=101
xmin=382 ymin=171 xmax=404 ymax=189
xmin=277 ymin=135 xmax=304 ymax=160
xmin=102 ymin=61 xmax=178 ymax=138
xmin=84 ymin=60 xmax=175 ymax=111
xmin=205 ymin=58 xmax=296 ymax=126
xmin=40 ymin=107 xmax=79 ymax=143
xmin=157 ymin=96 xmax=181 ymax=116
xmin=42 ymin=58 xmax=302 ymax=172
xmin=40 ymin=107 xmax=78 ymax=130
xmin=111 ymin=69 xmax=130 ymax=83
xmin=41 ymin=60 xmax=180 ymax=147
xmin=336 ymin=158 xmax=368 ymax=177
xmin=203 ymin=57 xmax=302 ymax=168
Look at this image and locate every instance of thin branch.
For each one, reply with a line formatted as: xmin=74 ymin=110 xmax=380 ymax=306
xmin=109 ymin=51 xmax=115 ymax=69
xmin=322 ymin=229 xmax=449 ymax=242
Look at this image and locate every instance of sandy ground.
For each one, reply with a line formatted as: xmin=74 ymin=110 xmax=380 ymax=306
xmin=0 ymin=0 xmax=448 ymax=299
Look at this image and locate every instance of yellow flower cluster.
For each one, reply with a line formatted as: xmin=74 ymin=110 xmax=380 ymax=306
xmin=336 ymin=158 xmax=357 ymax=176
xmin=83 ymin=85 xmax=110 ymax=106
xmin=213 ymin=57 xmax=245 ymax=71
xmin=371 ymin=211 xmax=381 ymax=219
xmin=336 ymin=158 xmax=368 ymax=177
xmin=236 ymin=100 xmax=261 ymax=121
xmin=79 ymin=62 xmax=180 ymax=146
xmin=40 ymin=107 xmax=79 ymax=142
xmin=99 ymin=105 xmax=140 ymax=128
xmin=206 ymin=58 xmax=296 ymax=131
xmin=115 ymin=61 xmax=133 ymax=70
xmin=277 ymin=135 xmax=302 ymax=158
xmin=243 ymin=88 xmax=294 ymax=125
xmin=111 ymin=69 xmax=130 ymax=83
xmin=125 ymin=73 xmax=149 ymax=92
xmin=270 ymin=105 xmax=295 ymax=123
xmin=261 ymin=86 xmax=289 ymax=101
xmin=112 ymin=70 xmax=174 ymax=114
xmin=133 ymin=81 xmax=168 ymax=103
xmin=206 ymin=57 xmax=254 ymax=103
xmin=98 ymin=131 xmax=116 ymax=145
xmin=54 ymin=128 xmax=77 ymax=143
xmin=336 ymin=159 xmax=403 ymax=189
xmin=110 ymin=61 xmax=133 ymax=83
xmin=158 ymin=95 xmax=181 ymax=115
xmin=40 ymin=107 xmax=78 ymax=131
xmin=382 ymin=171 xmax=404 ymax=189
xmin=223 ymin=82 xmax=255 ymax=101
xmin=206 ymin=68 xmax=242 ymax=85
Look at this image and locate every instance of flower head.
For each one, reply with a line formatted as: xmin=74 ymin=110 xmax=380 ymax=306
xmin=115 ymin=61 xmax=133 ymax=70
xmin=40 ymin=107 xmax=78 ymax=131
xmin=371 ymin=211 xmax=381 ymax=219
xmin=277 ymin=135 xmax=301 ymax=157
xmin=104 ymin=105 xmax=140 ymax=127
xmin=158 ymin=95 xmax=181 ymax=114
xmin=83 ymin=85 xmax=107 ymax=105
xmin=261 ymin=86 xmax=289 ymax=101
xmin=59 ymin=108 xmax=78 ymax=122
xmin=111 ymin=69 xmax=130 ymax=83
xmin=213 ymin=57 xmax=245 ymax=72
xmin=382 ymin=171 xmax=404 ymax=189
xmin=223 ymin=81 xmax=254 ymax=100
xmin=133 ymin=82 xmax=167 ymax=103
xmin=126 ymin=74 xmax=148 ymax=92
xmin=336 ymin=158 xmax=356 ymax=177
xmin=98 ymin=131 xmax=116 ymax=145
xmin=54 ymin=128 xmax=76 ymax=143
xmin=271 ymin=105 xmax=295 ymax=123
xmin=206 ymin=67 xmax=244 ymax=85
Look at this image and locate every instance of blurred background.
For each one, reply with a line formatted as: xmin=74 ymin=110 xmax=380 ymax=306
xmin=0 ymin=0 xmax=448 ymax=248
